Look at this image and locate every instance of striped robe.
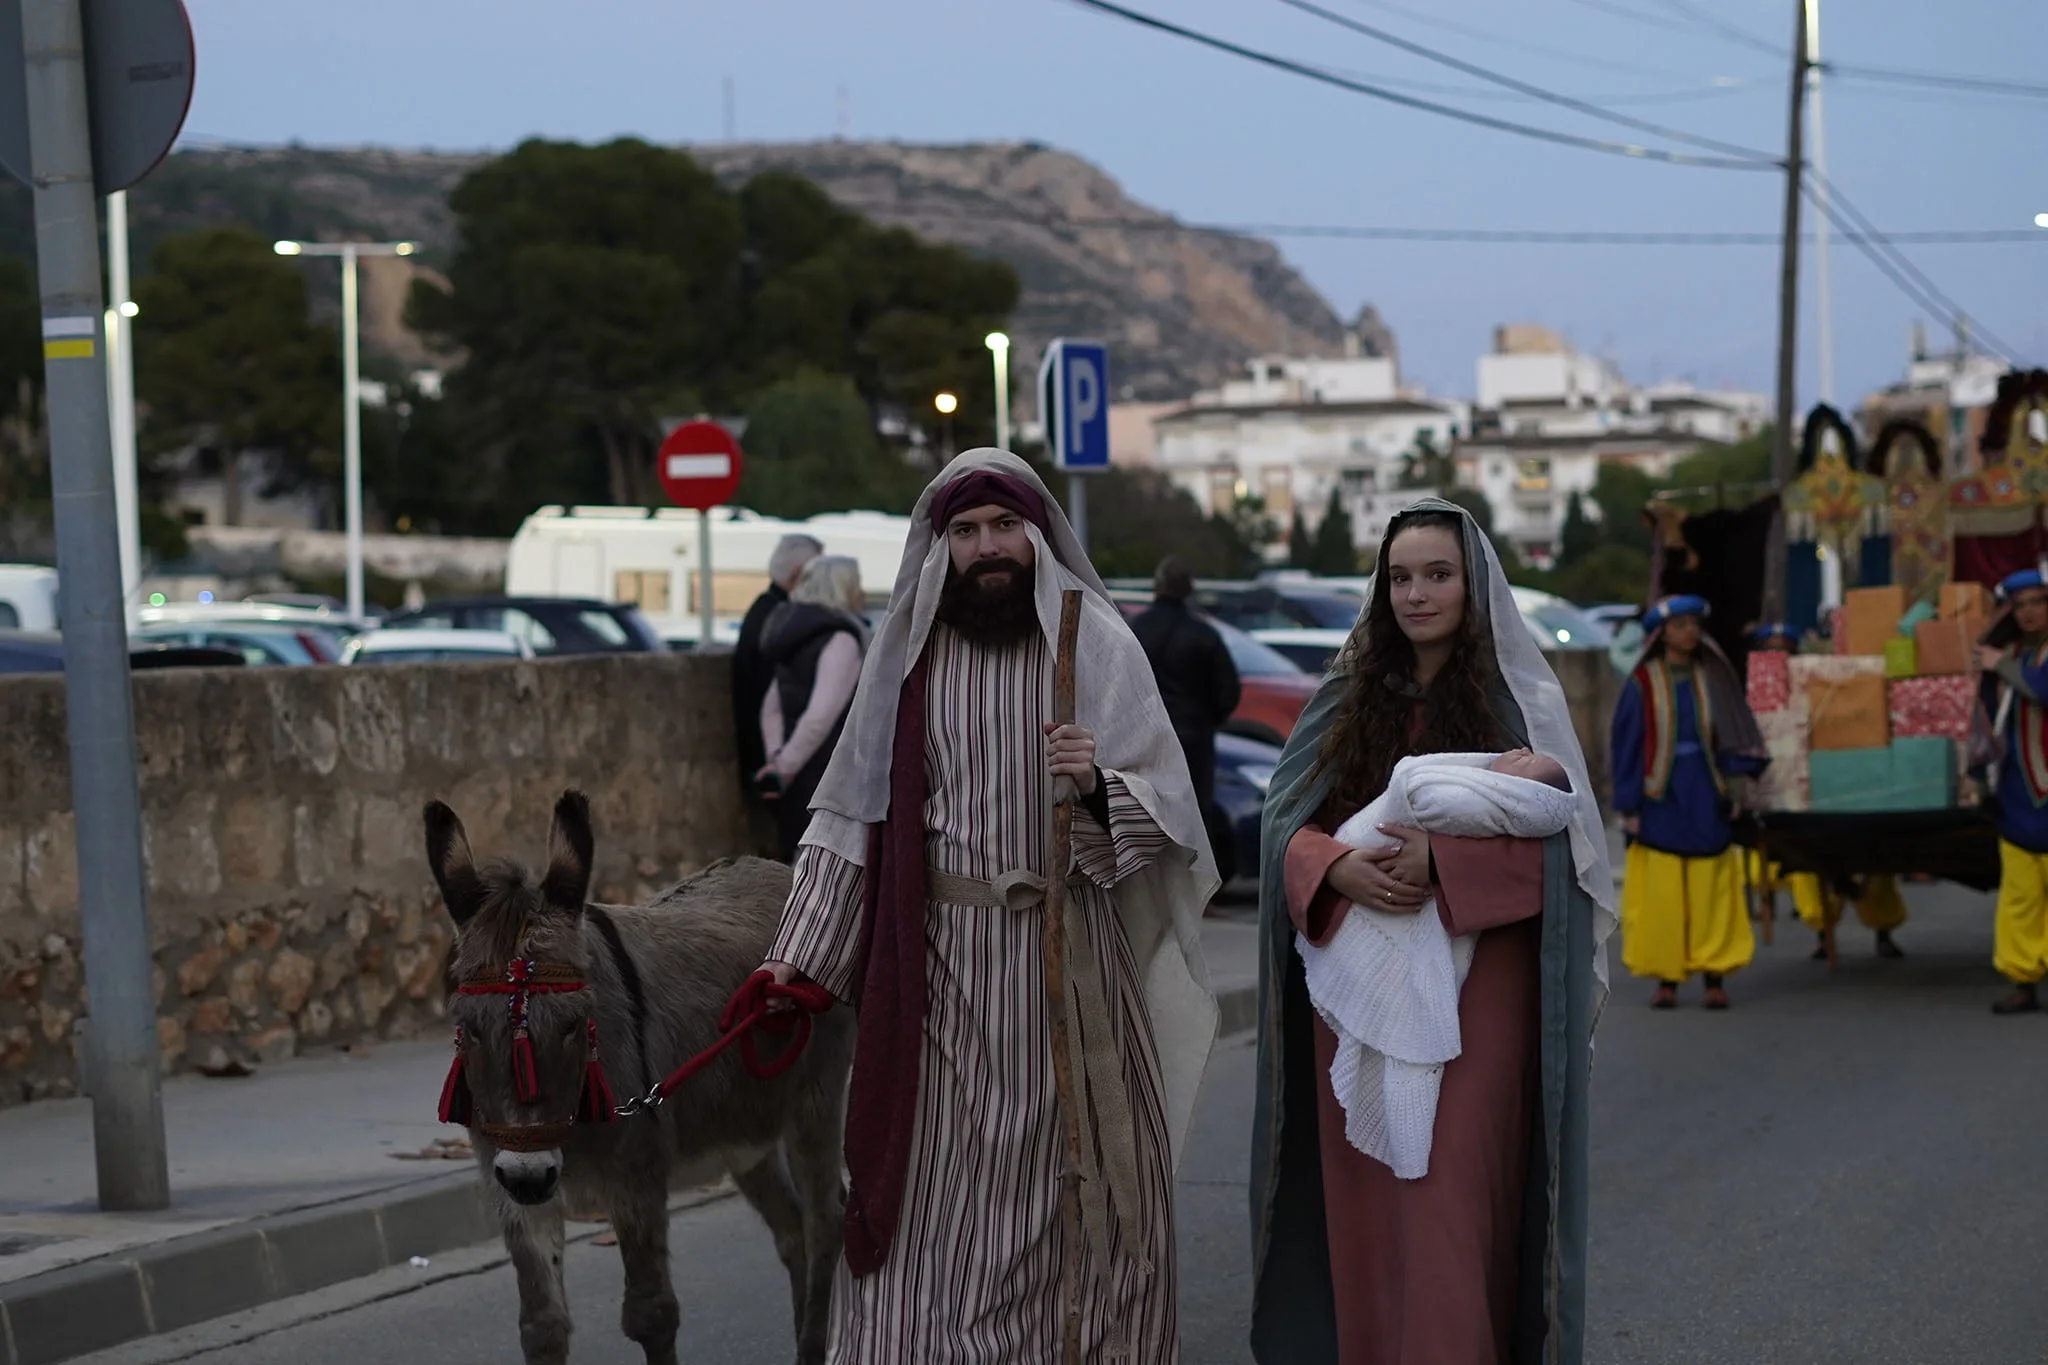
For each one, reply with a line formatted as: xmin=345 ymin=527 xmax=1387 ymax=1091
xmin=771 ymin=622 xmax=1182 ymax=1363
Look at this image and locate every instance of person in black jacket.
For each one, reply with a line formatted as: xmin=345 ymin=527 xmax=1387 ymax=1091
xmin=1130 ymin=556 xmax=1241 ymax=820
xmin=733 ymin=533 xmax=822 ymax=802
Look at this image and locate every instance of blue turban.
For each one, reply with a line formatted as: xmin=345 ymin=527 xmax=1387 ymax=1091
xmin=1999 ymin=569 xmax=2045 ymax=601
xmin=1644 ymin=595 xmax=1710 ymax=629
xmin=1750 ymin=622 xmax=1795 ymax=645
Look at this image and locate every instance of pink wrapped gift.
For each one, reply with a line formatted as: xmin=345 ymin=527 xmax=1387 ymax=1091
xmin=1747 ymin=651 xmax=1791 ymax=713
xmin=1829 ymin=607 xmax=1847 ymax=655
xmin=1888 ymin=674 xmax=1974 ymax=740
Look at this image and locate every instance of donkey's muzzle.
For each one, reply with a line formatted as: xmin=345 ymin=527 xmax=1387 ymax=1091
xmin=494 ymin=1151 xmax=561 ymax=1206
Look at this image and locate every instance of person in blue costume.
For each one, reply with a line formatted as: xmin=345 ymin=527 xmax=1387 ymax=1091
xmin=1612 ymin=595 xmax=1768 ymax=1009
xmin=1975 ymin=569 xmax=2048 ymax=1014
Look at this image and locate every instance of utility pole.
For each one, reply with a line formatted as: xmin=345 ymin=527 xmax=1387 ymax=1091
xmin=21 ymin=0 xmax=169 ymax=1209
xmin=1807 ymin=0 xmax=1833 ymax=406
xmin=1763 ymin=0 xmax=1810 ymax=623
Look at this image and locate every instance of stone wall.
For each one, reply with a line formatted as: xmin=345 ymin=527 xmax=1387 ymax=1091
xmin=0 ymin=654 xmax=757 ymax=1107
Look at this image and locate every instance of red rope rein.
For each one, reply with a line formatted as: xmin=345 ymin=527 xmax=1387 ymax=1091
xmin=614 ymin=971 xmax=835 ymax=1117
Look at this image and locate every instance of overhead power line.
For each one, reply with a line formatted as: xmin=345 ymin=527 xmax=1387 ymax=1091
xmin=877 ymin=197 xmax=2042 ymax=246
xmin=1826 ymin=62 xmax=2048 ymax=100
xmin=1646 ymin=0 xmax=1785 ymax=57
xmin=1804 ymin=175 xmax=2029 ymax=364
xmin=1339 ymin=0 xmax=1717 ymax=81
xmin=1059 ymin=0 xmax=1780 ymax=170
xmin=1275 ymin=0 xmax=1781 ymax=161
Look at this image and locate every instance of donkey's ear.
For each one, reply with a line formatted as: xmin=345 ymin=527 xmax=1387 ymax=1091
xmin=423 ymin=801 xmax=485 ymax=926
xmin=540 ymin=790 xmax=593 ymax=913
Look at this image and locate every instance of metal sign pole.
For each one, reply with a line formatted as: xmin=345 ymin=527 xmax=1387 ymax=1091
xmin=1068 ymin=472 xmax=1088 ymax=554
xmin=21 ymin=0 xmax=168 ymax=1211
xmin=697 ymin=508 xmax=715 ymax=653
xmin=106 ymin=188 xmax=139 ymax=600
xmin=341 ymin=244 xmax=364 ymax=620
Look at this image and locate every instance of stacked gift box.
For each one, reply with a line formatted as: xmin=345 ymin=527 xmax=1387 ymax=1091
xmin=1744 ymin=581 xmax=1990 ymax=814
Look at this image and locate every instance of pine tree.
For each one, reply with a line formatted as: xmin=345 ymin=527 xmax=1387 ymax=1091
xmin=1559 ymin=490 xmax=1599 ymax=567
xmin=1311 ymin=487 xmax=1357 ymax=575
xmin=1287 ymin=509 xmax=1314 ymax=568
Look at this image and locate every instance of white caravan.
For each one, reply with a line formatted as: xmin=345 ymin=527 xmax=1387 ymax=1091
xmin=0 ymin=565 xmax=59 ymax=631
xmin=505 ymin=506 xmax=915 ymax=646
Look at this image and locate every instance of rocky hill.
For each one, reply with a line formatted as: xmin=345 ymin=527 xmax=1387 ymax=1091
xmin=0 ymin=140 xmax=1355 ymax=399
xmin=693 ymin=141 xmax=1349 ymax=400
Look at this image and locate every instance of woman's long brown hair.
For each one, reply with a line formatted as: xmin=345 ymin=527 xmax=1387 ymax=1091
xmin=1313 ymin=510 xmax=1509 ymax=812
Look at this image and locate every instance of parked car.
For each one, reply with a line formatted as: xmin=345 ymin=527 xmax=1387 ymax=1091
xmin=378 ymin=597 xmax=662 ymax=656
xmin=0 ymin=631 xmax=246 ymax=674
xmin=129 ymin=622 xmax=328 ymax=667
xmin=1585 ymin=602 xmax=1641 ymax=631
xmin=134 ymin=602 xmax=371 ymax=661
xmin=1210 ymin=730 xmax=1283 ymax=884
xmin=1107 ymin=591 xmax=1318 ymax=745
xmin=342 ymin=629 xmax=534 ymax=665
xmin=0 ymin=564 xmax=59 ymax=631
xmin=1195 ymin=582 xmax=1363 ymax=634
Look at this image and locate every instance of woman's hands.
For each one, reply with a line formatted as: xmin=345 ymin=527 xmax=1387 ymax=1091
xmin=1324 ymin=839 xmax=1433 ymax=914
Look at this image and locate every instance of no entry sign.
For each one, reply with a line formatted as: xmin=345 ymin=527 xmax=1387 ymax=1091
xmin=657 ymin=420 xmax=743 ymax=511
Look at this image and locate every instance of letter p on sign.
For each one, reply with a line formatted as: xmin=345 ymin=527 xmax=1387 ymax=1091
xmin=1040 ymin=339 xmax=1110 ymax=472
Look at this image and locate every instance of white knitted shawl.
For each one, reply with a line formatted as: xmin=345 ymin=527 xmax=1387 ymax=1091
xmin=1298 ymin=754 xmax=1577 ymax=1179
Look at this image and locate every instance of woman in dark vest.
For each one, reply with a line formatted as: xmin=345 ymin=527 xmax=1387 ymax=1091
xmin=757 ymin=554 xmax=869 ymax=861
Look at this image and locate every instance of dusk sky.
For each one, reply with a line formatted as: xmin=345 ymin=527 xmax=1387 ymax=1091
xmin=181 ymin=0 xmax=2045 ymax=408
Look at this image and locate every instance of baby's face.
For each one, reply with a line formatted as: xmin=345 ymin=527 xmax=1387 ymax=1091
xmin=1490 ymin=748 xmax=1570 ymax=791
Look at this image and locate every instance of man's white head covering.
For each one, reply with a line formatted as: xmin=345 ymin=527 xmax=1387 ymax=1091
xmin=804 ymin=448 xmax=1220 ymax=1162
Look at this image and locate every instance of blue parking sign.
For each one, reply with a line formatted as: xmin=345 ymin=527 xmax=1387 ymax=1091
xmin=1038 ymin=339 xmax=1110 ymax=471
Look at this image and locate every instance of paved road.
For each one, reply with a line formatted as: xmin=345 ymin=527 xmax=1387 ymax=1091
xmin=95 ymin=882 xmax=2048 ymax=1364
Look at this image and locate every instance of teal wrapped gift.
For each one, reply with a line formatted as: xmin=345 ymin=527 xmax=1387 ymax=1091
xmin=1809 ymin=747 xmax=1896 ymax=813
xmin=1887 ymin=737 xmax=1955 ymax=810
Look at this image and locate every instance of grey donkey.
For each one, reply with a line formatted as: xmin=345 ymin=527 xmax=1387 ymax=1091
xmin=424 ymin=790 xmax=853 ymax=1365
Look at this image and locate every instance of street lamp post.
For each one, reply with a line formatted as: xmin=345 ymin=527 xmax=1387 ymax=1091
xmin=934 ymin=390 xmax=958 ymax=462
xmin=274 ymin=239 xmax=419 ymax=620
xmin=984 ymin=332 xmax=1011 ymax=451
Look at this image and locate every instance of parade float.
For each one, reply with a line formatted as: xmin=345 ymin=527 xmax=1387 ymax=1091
xmin=1633 ymin=369 xmax=2048 ymax=905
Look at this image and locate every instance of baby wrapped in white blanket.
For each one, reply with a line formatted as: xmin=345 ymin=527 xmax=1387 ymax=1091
xmin=1298 ymin=749 xmax=1576 ymax=1179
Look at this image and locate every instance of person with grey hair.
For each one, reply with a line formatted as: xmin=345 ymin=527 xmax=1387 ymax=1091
xmin=733 ymin=532 xmax=824 ymax=802
xmin=758 ymin=556 xmax=869 ymax=860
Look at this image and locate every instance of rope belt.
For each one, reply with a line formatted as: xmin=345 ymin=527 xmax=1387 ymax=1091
xmin=926 ymin=866 xmax=1149 ymax=1275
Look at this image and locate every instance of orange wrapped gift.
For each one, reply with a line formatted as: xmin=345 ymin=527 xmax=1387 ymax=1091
xmin=1806 ymin=670 xmax=1891 ymax=751
xmin=1941 ymin=582 xmax=1994 ymax=620
xmin=1915 ymin=613 xmax=1986 ymax=676
xmin=1842 ymin=585 xmax=1907 ymax=657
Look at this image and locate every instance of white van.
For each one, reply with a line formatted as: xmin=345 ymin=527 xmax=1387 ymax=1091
xmin=0 ymin=565 xmax=59 ymax=631
xmin=505 ymin=506 xmax=914 ymax=646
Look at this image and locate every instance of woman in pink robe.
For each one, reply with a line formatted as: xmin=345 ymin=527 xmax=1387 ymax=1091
xmin=1249 ymin=500 xmax=1603 ymax=1365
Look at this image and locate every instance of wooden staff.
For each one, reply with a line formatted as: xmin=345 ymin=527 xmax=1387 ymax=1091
xmin=1042 ymin=587 xmax=1086 ymax=1365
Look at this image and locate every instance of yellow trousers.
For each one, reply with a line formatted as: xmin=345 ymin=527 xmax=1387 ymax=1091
xmin=1623 ymin=844 xmax=1755 ymax=982
xmin=1994 ymin=840 xmax=2048 ymax=985
xmin=1744 ymin=853 xmax=1905 ymax=934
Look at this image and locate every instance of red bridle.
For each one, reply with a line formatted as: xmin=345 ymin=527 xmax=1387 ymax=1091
xmin=437 ymin=959 xmax=615 ymax=1151
xmin=437 ymin=960 xmax=836 ymax=1147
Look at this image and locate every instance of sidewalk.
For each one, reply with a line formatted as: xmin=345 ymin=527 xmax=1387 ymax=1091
xmin=0 ymin=916 xmax=1263 ymax=1365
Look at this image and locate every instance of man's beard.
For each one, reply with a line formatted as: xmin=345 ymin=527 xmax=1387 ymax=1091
xmin=937 ymin=558 xmax=1040 ymax=649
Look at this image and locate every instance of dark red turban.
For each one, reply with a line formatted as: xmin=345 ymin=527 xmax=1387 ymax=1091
xmin=929 ymin=470 xmax=1051 ymax=537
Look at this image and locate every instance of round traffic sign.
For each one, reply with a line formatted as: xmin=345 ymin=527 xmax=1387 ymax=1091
xmin=0 ymin=0 xmax=196 ymax=195
xmin=657 ymin=420 xmax=743 ymax=511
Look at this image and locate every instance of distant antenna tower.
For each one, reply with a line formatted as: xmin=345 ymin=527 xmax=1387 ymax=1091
xmin=723 ymin=75 xmax=736 ymax=142
xmin=836 ymin=85 xmax=850 ymax=140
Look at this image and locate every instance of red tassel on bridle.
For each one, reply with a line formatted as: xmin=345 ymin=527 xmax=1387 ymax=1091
xmin=506 ymin=960 xmax=541 ymax=1104
xmin=438 ymin=1027 xmax=474 ymax=1126
xmin=575 ymin=1019 xmax=616 ymax=1125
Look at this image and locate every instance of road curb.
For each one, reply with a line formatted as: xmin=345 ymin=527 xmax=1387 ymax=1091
xmin=0 ymin=1174 xmax=491 ymax=1365
xmin=3 ymin=982 xmax=1266 ymax=1365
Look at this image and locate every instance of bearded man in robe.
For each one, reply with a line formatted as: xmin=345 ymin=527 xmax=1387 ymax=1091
xmin=761 ymin=449 xmax=1218 ymax=1362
